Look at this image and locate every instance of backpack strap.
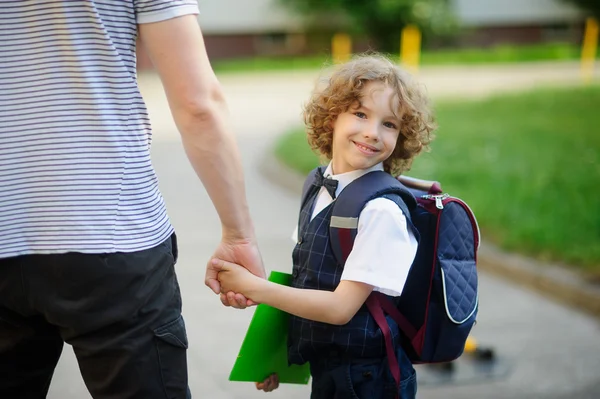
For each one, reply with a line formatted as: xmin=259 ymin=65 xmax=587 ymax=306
xmin=329 ymin=170 xmax=416 ymax=266
xmin=329 ymin=171 xmax=418 ymax=395
xmin=300 ymin=166 xmax=325 ymax=209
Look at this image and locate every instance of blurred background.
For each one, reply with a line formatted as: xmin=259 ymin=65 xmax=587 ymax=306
xmin=51 ymin=1 xmax=600 ymax=398
xmin=138 ymin=0 xmax=590 ymax=69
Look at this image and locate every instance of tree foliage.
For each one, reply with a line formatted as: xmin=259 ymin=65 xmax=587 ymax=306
xmin=562 ymin=0 xmax=600 ymax=19
xmin=277 ymin=0 xmax=456 ymax=51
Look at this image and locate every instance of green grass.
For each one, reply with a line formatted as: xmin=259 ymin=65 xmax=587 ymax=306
xmin=420 ymin=42 xmax=586 ymax=64
xmin=274 ymin=85 xmax=600 ymax=270
xmin=213 ymin=55 xmax=329 ymax=73
xmin=213 ymin=42 xmax=596 ymax=73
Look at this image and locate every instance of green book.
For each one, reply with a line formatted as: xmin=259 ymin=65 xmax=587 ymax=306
xmin=228 ymin=271 xmax=311 ymax=385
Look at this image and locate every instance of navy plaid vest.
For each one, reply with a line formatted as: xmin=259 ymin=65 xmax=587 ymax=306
xmin=287 ymin=185 xmax=403 ymax=365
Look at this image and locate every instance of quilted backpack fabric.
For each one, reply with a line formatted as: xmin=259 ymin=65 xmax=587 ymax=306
xmin=398 ymin=195 xmax=479 ymax=363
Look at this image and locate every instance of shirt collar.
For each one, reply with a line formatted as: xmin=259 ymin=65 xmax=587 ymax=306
xmin=322 ymin=162 xmax=384 ymax=198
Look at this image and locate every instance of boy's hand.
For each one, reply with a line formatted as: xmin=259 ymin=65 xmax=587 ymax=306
xmin=213 ymin=258 xmax=262 ymax=300
xmin=206 ymin=237 xmax=266 ymax=309
xmin=256 ymin=373 xmax=279 ymax=392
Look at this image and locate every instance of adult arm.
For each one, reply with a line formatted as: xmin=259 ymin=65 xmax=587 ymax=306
xmin=138 ymin=16 xmax=265 ymax=301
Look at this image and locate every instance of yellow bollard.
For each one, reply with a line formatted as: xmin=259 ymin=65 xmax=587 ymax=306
xmin=332 ymin=33 xmax=352 ymax=64
xmin=400 ymin=24 xmax=422 ymax=73
xmin=464 ymin=336 xmax=478 ymax=354
xmin=582 ymin=17 xmax=599 ymax=84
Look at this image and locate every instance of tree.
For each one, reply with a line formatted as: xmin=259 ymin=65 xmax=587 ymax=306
xmin=277 ymin=0 xmax=456 ymax=52
xmin=562 ymin=0 xmax=600 ymax=19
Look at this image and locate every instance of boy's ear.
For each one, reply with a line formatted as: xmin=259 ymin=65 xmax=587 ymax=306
xmin=327 ymin=117 xmax=336 ymax=131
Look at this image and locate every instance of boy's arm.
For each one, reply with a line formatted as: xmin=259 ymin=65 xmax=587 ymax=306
xmin=257 ymin=279 xmax=373 ymax=325
xmin=213 ymin=259 xmax=373 ymax=325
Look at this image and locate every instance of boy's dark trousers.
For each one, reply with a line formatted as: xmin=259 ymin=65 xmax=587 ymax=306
xmin=308 ymin=347 xmax=417 ymax=399
xmin=0 ymin=234 xmax=191 ymax=399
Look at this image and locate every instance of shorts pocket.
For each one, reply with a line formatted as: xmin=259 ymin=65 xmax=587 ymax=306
xmin=154 ymin=315 xmax=189 ymax=399
xmin=347 ymin=355 xmax=417 ymax=399
xmin=347 ymin=361 xmax=391 ymax=399
xmin=399 ymin=372 xmax=417 ymax=399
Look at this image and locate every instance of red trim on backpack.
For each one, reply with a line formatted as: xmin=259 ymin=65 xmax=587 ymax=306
xmin=338 ymin=228 xmax=354 ymax=264
xmin=366 ymin=294 xmax=401 ymax=399
xmin=446 ymin=198 xmax=480 ymax=261
xmin=411 ymin=327 xmax=425 ymax=358
xmin=376 ymin=293 xmax=417 ymax=339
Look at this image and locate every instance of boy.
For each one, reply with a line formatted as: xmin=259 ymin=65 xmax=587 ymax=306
xmin=213 ymin=54 xmax=436 ymax=398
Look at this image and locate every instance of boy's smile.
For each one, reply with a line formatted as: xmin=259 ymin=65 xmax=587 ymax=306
xmin=330 ymin=81 xmax=401 ymax=175
xmin=352 ymin=140 xmax=379 ymax=155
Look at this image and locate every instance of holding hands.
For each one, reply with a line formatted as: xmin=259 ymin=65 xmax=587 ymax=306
xmin=210 ymin=257 xmax=264 ymax=303
xmin=205 ymin=236 xmax=265 ymax=309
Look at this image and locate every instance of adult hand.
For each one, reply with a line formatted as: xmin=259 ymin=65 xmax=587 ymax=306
xmin=205 ymin=236 xmax=265 ymax=308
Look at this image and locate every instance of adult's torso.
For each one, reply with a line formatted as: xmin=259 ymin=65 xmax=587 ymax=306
xmin=0 ymin=1 xmax=196 ymax=258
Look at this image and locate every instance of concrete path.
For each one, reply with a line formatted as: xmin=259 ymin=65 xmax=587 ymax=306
xmin=48 ymin=62 xmax=600 ymax=398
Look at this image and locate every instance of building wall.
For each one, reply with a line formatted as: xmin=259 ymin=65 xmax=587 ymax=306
xmin=197 ymin=0 xmax=301 ymax=34
xmin=452 ymin=0 xmax=582 ymax=27
xmin=450 ymin=0 xmax=584 ymax=47
xmin=197 ymin=0 xmax=306 ymax=59
xmin=195 ymin=0 xmax=582 ymax=31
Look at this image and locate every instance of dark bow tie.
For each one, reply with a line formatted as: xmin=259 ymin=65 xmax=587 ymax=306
xmin=314 ymin=169 xmax=338 ymax=199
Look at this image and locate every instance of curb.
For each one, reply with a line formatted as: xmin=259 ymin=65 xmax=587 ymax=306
xmin=259 ymin=148 xmax=600 ymax=320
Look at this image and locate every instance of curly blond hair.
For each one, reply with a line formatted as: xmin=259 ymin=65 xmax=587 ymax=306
xmin=304 ymin=53 xmax=436 ymax=176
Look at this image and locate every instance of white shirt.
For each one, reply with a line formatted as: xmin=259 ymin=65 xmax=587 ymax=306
xmin=0 ymin=1 xmax=199 ymax=258
xmin=293 ymin=163 xmax=418 ymax=297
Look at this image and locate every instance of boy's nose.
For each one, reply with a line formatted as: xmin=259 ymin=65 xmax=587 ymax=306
xmin=362 ymin=125 xmax=380 ymax=141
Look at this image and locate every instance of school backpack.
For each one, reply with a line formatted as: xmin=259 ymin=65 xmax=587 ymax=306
xmin=301 ymin=167 xmax=479 ymax=386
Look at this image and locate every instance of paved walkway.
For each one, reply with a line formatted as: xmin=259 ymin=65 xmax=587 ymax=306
xmin=48 ymin=62 xmax=600 ymax=398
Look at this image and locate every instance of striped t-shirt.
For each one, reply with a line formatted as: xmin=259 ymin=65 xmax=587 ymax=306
xmin=0 ymin=0 xmax=199 ymax=259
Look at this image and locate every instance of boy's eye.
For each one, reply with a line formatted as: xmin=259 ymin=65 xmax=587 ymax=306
xmin=354 ymin=112 xmax=366 ymax=119
xmin=384 ymin=122 xmax=398 ymax=129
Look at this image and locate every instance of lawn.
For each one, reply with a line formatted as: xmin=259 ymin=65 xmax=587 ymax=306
xmin=274 ymin=85 xmax=600 ymax=271
xmin=213 ymin=42 xmax=596 ymax=73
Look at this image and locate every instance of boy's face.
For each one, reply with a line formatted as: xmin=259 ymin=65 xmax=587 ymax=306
xmin=330 ymin=81 xmax=401 ymax=175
